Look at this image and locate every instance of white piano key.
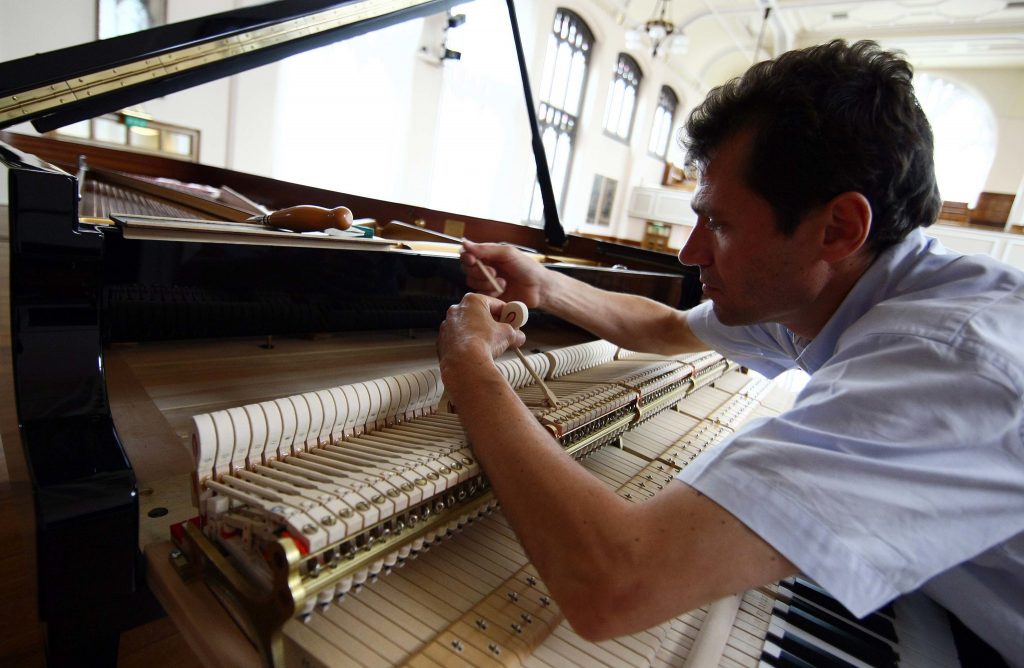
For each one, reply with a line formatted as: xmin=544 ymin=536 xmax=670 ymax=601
xmin=313 ymin=389 xmax=336 ymax=446
xmin=326 ymin=386 xmax=348 ymax=442
xmin=364 ymin=378 xmax=387 ymax=430
xmin=191 ymin=412 xmax=218 ymax=486
xmin=374 ymin=377 xmax=400 ymax=426
xmin=258 ymin=400 xmax=285 ymax=462
xmin=391 ymin=373 xmax=412 ymax=420
xmin=287 ymin=394 xmax=313 ymax=452
xmin=242 ymin=403 xmax=268 ymax=467
xmin=301 ymin=391 xmax=325 ymax=448
xmin=274 ymin=397 xmax=298 ymax=457
xmin=210 ymin=409 xmax=236 ymax=480
xmin=226 ymin=406 xmax=251 ymax=474
xmin=350 ymin=382 xmax=374 ymax=435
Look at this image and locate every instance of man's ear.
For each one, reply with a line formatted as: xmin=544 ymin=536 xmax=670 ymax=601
xmin=821 ymin=191 xmax=872 ymax=262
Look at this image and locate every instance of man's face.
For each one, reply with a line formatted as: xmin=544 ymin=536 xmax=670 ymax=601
xmin=678 ymin=132 xmax=827 ymax=329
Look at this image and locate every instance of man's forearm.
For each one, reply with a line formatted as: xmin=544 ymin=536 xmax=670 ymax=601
xmin=441 ymin=351 xmax=795 ymax=641
xmin=541 ymin=270 xmax=707 ymax=355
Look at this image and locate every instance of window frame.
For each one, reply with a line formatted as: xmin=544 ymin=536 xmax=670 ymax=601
xmin=527 ymin=8 xmax=594 ymax=226
xmin=602 ymin=53 xmax=643 ymax=144
xmin=647 ymin=85 xmax=678 ymax=159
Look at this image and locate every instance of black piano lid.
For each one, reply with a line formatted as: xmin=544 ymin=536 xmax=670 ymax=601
xmin=0 ymin=0 xmax=568 ymax=246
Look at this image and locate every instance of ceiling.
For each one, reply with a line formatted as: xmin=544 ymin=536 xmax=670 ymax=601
xmin=594 ymin=0 xmax=1024 ymax=90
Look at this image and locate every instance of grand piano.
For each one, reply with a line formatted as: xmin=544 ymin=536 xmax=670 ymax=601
xmin=0 ymin=0 xmax=704 ymax=664
xmin=1 ymin=2 xmax=964 ymax=667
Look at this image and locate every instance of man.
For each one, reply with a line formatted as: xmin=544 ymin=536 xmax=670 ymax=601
xmin=436 ymin=40 xmax=1023 ymax=664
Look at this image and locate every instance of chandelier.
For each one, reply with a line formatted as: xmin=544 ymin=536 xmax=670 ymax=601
xmin=625 ymin=0 xmax=688 ymax=58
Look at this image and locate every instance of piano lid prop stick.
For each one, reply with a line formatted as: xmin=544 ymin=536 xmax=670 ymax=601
xmin=476 ymin=257 xmax=559 ymax=408
xmin=248 ymin=205 xmax=353 ymax=233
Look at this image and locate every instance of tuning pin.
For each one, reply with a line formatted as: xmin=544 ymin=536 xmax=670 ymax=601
xmin=248 ymin=205 xmax=353 ymax=232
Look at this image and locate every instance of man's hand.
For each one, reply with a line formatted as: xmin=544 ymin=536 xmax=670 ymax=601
xmin=461 ymin=240 xmax=548 ymax=308
xmin=461 ymin=239 xmax=707 ymax=358
xmin=437 ymin=293 xmax=527 ymax=392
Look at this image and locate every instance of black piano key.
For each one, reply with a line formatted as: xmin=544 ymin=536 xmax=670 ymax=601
xmin=760 ymin=651 xmax=810 ymax=668
xmin=761 ymin=649 xmax=818 ymax=668
xmin=785 ymin=597 xmax=899 ymax=655
xmin=780 ymin=582 xmax=899 ymax=643
xmin=776 ymin=602 xmax=899 ymax=668
xmin=791 ymin=576 xmax=896 ymax=619
xmin=763 ymin=632 xmax=858 ymax=668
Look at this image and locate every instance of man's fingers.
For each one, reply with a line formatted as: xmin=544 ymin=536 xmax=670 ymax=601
xmin=464 ymin=266 xmax=505 ymax=296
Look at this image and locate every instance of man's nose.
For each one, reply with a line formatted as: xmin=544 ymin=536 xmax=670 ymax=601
xmin=679 ymin=224 xmax=709 ymax=267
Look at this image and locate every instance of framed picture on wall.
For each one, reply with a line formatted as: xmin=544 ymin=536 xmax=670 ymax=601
xmin=98 ymin=0 xmax=167 ymax=39
xmin=586 ymin=175 xmax=618 ymax=227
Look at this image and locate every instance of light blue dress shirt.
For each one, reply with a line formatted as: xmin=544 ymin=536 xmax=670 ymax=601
xmin=682 ymin=228 xmax=1024 ymax=663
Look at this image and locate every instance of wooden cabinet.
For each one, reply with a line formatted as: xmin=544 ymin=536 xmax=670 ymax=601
xmin=643 ymin=221 xmax=671 ymax=251
xmin=969 ymin=192 xmax=1015 ymax=230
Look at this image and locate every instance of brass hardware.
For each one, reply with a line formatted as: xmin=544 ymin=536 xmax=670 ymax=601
xmin=442 ymin=219 xmax=465 ymax=238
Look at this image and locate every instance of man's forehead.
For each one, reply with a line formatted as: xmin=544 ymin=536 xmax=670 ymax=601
xmin=691 ymin=181 xmax=718 ymax=216
xmin=692 ymin=160 xmax=721 ymax=204
xmin=692 ymin=132 xmax=756 ymax=205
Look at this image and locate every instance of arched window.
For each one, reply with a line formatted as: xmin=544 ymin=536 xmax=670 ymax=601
xmin=603 ymin=53 xmax=642 ymax=142
xmin=648 ymin=85 xmax=678 ymax=158
xmin=527 ymin=8 xmax=594 ymax=225
xmin=914 ymin=73 xmax=997 ymax=207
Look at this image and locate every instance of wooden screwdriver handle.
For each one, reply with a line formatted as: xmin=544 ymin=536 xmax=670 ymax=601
xmin=249 ymin=205 xmax=353 ymax=232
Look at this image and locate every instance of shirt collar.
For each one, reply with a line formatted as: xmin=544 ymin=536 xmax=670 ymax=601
xmin=789 ymin=228 xmax=931 ymax=373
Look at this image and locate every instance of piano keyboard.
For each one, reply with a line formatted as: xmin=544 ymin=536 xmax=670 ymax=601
xmin=759 ymin=577 xmax=960 ymax=668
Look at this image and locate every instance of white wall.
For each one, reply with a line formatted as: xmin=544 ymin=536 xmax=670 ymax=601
xmin=0 ymin=0 xmax=238 ymax=167
xmin=0 ymin=0 xmax=96 ymax=61
xmin=527 ymin=0 xmax=699 ymax=242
